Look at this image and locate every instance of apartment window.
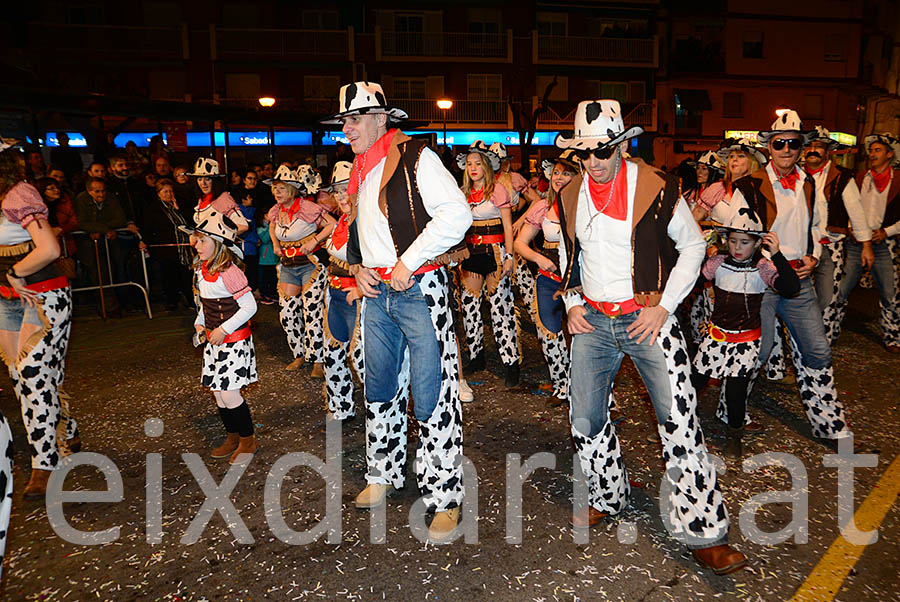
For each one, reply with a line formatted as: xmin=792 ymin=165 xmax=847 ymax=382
xmin=723 ymin=92 xmax=743 ymax=118
xmin=537 ymin=76 xmax=568 ymax=101
xmin=537 ymin=12 xmax=567 ymax=37
xmin=468 ymin=74 xmax=502 ymax=100
xmin=303 ymin=10 xmax=339 ymax=30
xmin=304 ymin=75 xmax=340 ymax=99
xmin=224 ymin=73 xmax=260 ymax=99
xmin=824 ymin=34 xmax=846 ymax=62
xmin=468 ymin=7 xmax=500 ymax=45
xmin=742 ymin=31 xmax=763 ymax=59
xmin=804 ymin=94 xmax=824 ymax=120
xmin=393 ymin=77 xmax=427 ymax=99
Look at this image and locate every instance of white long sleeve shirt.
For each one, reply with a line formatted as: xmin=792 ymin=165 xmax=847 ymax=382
xmin=193 ymin=268 xmax=257 ymax=335
xmin=561 ymin=160 xmax=706 ymax=314
xmin=812 ymin=161 xmax=871 ymax=243
xmin=859 ymin=170 xmax=900 ymax=237
xmin=357 ymin=146 xmax=472 ymax=271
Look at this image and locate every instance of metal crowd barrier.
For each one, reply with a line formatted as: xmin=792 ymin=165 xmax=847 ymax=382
xmin=68 ymin=228 xmax=153 ymax=319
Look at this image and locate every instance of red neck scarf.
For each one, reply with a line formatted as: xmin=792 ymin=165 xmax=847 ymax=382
xmin=586 ymin=159 xmax=628 ymax=221
xmin=347 ymin=128 xmax=399 ymax=196
xmin=197 ymin=192 xmax=214 ymax=211
xmin=280 ymin=197 xmax=306 ymax=222
xmin=871 ymin=166 xmax=892 ymax=193
xmin=805 ymin=163 xmax=825 ymax=177
xmin=200 ymin=261 xmax=218 ymax=282
xmin=773 ymin=166 xmax=800 ymax=192
xmin=331 ymin=213 xmax=350 ymax=250
xmin=467 ymin=187 xmax=485 ymax=206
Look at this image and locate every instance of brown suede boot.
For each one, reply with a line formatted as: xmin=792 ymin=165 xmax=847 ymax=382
xmin=23 ymin=469 xmax=52 ymax=500
xmin=310 ymin=362 xmax=325 ymax=379
xmin=229 ymin=435 xmax=259 ymax=464
xmin=211 ymin=433 xmax=240 ymax=459
xmin=286 ymin=357 xmax=305 ymax=371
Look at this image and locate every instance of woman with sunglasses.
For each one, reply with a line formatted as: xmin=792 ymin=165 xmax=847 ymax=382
xmin=513 ymin=150 xmax=579 ymax=406
xmin=457 ymin=141 xmax=520 ymax=387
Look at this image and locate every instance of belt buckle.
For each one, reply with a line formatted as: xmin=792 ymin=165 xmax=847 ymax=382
xmin=605 ymin=303 xmax=621 ymax=318
xmin=708 ymin=325 xmax=726 ymax=342
xmin=474 ymin=235 xmax=483 ymax=245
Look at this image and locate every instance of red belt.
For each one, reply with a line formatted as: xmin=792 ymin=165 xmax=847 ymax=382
xmin=819 ymin=237 xmax=831 ymax=245
xmin=207 ymin=325 xmax=251 ymax=343
xmin=329 ymin=275 xmax=357 ymax=290
xmin=538 ymin=269 xmax=562 ymax=283
xmin=283 ymin=245 xmax=321 ymax=258
xmin=789 ymin=259 xmax=805 ymax=270
xmin=373 ymin=263 xmax=441 ymax=283
xmin=708 ymin=324 xmax=761 ymax=343
xmin=0 ymin=276 xmax=69 ymax=300
xmin=466 ymin=233 xmax=504 ymax=245
xmin=584 ymin=296 xmax=644 ymax=318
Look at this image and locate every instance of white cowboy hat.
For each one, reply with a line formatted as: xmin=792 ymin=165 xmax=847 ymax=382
xmin=555 ymin=99 xmax=643 ymax=151
xmin=264 ymin=164 xmax=302 ymax=189
xmin=864 ymin=133 xmax=900 ymax=167
xmin=178 ymin=209 xmax=244 ymax=259
xmin=457 ymin=140 xmax=501 ymax=172
xmin=542 ymin=149 xmax=581 ymax=180
xmin=757 ymin=110 xmax=813 ymax=146
xmin=323 ymin=161 xmax=353 ymax=192
xmin=319 ymin=81 xmax=409 ymax=125
xmin=489 ymin=142 xmax=509 ymax=161
xmin=716 ymin=137 xmax=768 ymax=166
xmin=716 ymin=205 xmax=767 ymax=237
xmin=807 ymin=125 xmax=843 ymax=149
xmin=294 ymin=164 xmax=323 ymax=196
xmin=688 ymin=150 xmax=725 ymax=173
xmin=188 ymin=157 xmax=225 ymax=178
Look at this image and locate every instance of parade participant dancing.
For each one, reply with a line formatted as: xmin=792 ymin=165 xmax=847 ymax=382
xmin=0 ymin=145 xmax=78 ymax=500
xmin=457 ymin=141 xmax=521 ymax=387
xmin=321 ymin=82 xmax=471 ymax=542
xmin=513 ymin=150 xmax=579 ymax=407
xmin=190 ymin=158 xmax=249 ymax=233
xmin=692 ymin=208 xmax=799 ymax=456
xmin=322 ymin=161 xmax=365 ymax=420
xmin=683 ymin=151 xmax=724 ymax=208
xmin=826 ymin=133 xmax=900 ymax=352
xmin=267 ymin=165 xmax=335 ymax=376
xmin=557 ymin=99 xmax=746 ymax=574
xmin=730 ymin=110 xmax=851 ymax=439
xmin=183 ymin=211 xmax=259 ymax=464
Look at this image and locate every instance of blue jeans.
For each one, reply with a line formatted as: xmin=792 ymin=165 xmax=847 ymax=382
xmin=535 ymin=274 xmax=564 ymax=333
xmin=278 ymin=262 xmax=314 ymax=288
xmin=814 ymin=243 xmax=838 ymax=312
xmin=327 ymin=287 xmax=358 ymax=343
xmin=570 ymin=306 xmax=675 ymax=437
xmin=364 ymin=276 xmax=441 ymax=422
xmin=837 ymin=240 xmax=895 ymax=308
xmin=760 ymin=279 xmax=831 ymax=370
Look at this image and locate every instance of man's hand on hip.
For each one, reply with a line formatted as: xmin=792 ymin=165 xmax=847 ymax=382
xmin=355 ymin=267 xmax=380 ymax=298
xmin=390 ymin=260 xmax=414 ymax=291
xmin=626 ymin=305 xmax=669 ymax=346
xmin=567 ymin=305 xmax=595 ymax=334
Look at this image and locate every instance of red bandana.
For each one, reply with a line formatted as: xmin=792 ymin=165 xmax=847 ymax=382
xmin=200 ymin=261 xmax=218 ymax=282
xmin=280 ymin=197 xmax=307 ymax=222
xmin=197 ymin=192 xmax=214 ymax=211
xmin=347 ymin=128 xmax=399 ymax=196
xmin=586 ymin=159 xmax=628 ymax=221
xmin=467 ymin=188 xmax=485 ymax=206
xmin=871 ymin=166 xmax=892 ymax=193
xmin=805 ymin=164 xmax=825 ymax=177
xmin=774 ymin=167 xmax=800 ymax=192
xmin=331 ymin=213 xmax=350 ymax=250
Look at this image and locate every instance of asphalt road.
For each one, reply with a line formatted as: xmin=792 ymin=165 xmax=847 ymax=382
xmin=1 ymin=288 xmax=898 ymax=601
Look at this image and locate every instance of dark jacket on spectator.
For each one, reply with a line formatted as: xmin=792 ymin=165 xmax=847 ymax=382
xmin=74 ymin=191 xmax=127 ymax=234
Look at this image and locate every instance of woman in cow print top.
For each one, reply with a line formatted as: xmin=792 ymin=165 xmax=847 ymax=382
xmin=189 ymin=158 xmax=249 ymax=234
xmin=691 ymin=206 xmax=799 ymax=455
xmin=457 ymin=141 xmax=521 ymax=387
xmin=183 ymin=210 xmax=259 ymax=464
xmin=266 ymin=165 xmax=336 ymax=377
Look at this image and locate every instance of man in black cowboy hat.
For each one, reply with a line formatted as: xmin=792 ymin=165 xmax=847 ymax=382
xmin=556 ymin=99 xmax=747 ymax=575
xmin=730 ymin=110 xmax=852 ymax=439
xmin=320 ymin=81 xmax=472 ymax=543
xmin=828 ymin=133 xmax=900 ymax=352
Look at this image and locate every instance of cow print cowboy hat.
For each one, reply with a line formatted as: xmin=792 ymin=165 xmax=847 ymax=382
xmin=178 ymin=209 xmax=244 ymax=260
xmin=319 ymin=81 xmax=409 ymax=125
xmin=716 ymin=137 xmax=768 ymax=167
xmin=716 ymin=205 xmax=767 ymax=237
xmin=542 ymin=149 xmax=581 ymax=180
xmin=188 ymin=157 xmax=226 ymax=178
xmin=555 ymin=99 xmax=643 ymax=151
xmin=757 ymin=110 xmax=813 ymax=146
xmin=864 ymin=133 xmax=900 ymax=167
xmin=688 ymin=150 xmax=726 ymax=174
xmin=457 ymin=140 xmax=502 ymax=172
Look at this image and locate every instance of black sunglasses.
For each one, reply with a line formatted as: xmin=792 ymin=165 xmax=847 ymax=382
xmin=573 ymin=146 xmax=616 ymax=161
xmin=771 ymin=138 xmax=803 ymax=151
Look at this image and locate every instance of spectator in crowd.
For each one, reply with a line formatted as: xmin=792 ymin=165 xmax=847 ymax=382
xmin=47 ymin=164 xmax=68 ymax=190
xmin=107 ymin=153 xmax=144 ymax=228
xmin=35 ymin=176 xmax=79 ymax=258
xmin=238 ymin=193 xmax=259 ymax=293
xmin=262 ymin=162 xmax=275 ymax=180
xmin=148 ymin=135 xmax=167 ymax=161
xmin=252 ymin=164 xmax=264 ymax=178
xmin=85 ymin=161 xmax=107 ymax=184
xmin=124 ymin=140 xmax=148 ymax=175
xmin=153 ymin=155 xmax=172 ymax=178
xmin=25 ymin=148 xmax=46 ymax=181
xmin=229 ymin=169 xmax=243 ymax=192
xmin=141 ymin=178 xmax=193 ymax=312
xmin=91 ymin=130 xmax=116 ymax=166
xmin=257 ymin=210 xmax=277 ymax=304
xmin=50 ymin=133 xmax=84 ymax=183
xmin=172 ymin=165 xmax=193 ymax=220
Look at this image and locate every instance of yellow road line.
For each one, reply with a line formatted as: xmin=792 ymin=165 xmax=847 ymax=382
xmin=790 ymin=452 xmax=900 ymax=602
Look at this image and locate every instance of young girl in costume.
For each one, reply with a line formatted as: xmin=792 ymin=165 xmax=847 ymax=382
xmin=692 ymin=207 xmax=799 ymax=455
xmin=184 ymin=210 xmax=259 ymax=464
xmin=457 ymin=141 xmax=520 ymax=387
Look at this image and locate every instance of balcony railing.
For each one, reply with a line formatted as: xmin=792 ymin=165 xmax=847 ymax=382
xmin=377 ymin=29 xmax=511 ymax=61
xmin=541 ymin=101 xmax=657 ymax=131
xmin=536 ymin=34 xmax=658 ymax=67
xmin=27 ymin=22 xmax=184 ymax=58
xmin=399 ymin=99 xmax=508 ymax=125
xmin=216 ymin=27 xmax=351 ymax=60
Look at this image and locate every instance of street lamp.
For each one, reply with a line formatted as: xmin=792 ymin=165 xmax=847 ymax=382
xmin=437 ymin=99 xmax=453 ymax=146
xmin=259 ymin=97 xmax=276 ymax=108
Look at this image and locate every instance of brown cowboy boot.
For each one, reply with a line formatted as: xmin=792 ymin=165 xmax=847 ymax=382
xmin=23 ymin=469 xmax=52 ymax=500
xmin=211 ymin=433 xmax=240 ymax=459
xmin=692 ymin=544 xmax=749 ymax=575
xmin=229 ymin=435 xmax=259 ymax=464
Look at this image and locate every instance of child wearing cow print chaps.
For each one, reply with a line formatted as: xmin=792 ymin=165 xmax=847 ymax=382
xmin=691 ymin=208 xmax=799 ymax=456
xmin=183 ymin=211 xmax=260 ymax=464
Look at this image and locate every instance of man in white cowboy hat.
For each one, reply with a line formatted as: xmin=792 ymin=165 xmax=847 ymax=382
xmin=828 ymin=132 xmax=900 ymax=352
xmin=729 ymin=110 xmax=852 ymax=438
xmin=802 ymin=126 xmax=873 ymax=320
xmin=556 ymin=99 xmax=747 ymax=574
xmin=320 ymin=81 xmax=472 ymax=543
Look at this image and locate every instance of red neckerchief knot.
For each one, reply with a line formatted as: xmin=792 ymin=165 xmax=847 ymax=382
xmin=871 ymin=166 xmax=892 ymax=193
xmin=774 ymin=167 xmax=800 ymax=192
xmin=587 ymin=159 xmax=628 ymax=221
xmin=346 ymin=128 xmax=399 ymax=196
